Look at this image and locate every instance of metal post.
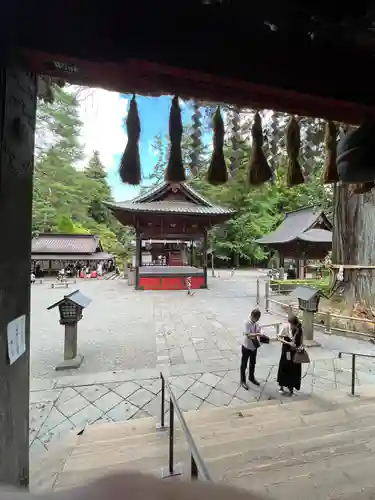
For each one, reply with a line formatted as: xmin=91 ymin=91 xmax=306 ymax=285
xmin=265 ymin=281 xmax=270 ymax=312
xmin=156 ymin=374 xmax=165 ymax=430
xmin=168 ymin=399 xmax=174 ymax=474
xmin=256 ymin=279 xmax=260 ymax=305
xmin=325 ymin=312 xmax=331 ymax=334
xmin=191 ymin=454 xmax=198 ymax=480
xmin=351 ymin=354 xmax=356 ymax=396
xmin=275 ymin=323 xmax=280 ymax=337
xmin=161 ymin=378 xmax=165 ymax=427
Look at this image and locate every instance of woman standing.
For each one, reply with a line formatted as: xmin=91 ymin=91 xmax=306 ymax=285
xmin=277 ymin=315 xmax=303 ymax=396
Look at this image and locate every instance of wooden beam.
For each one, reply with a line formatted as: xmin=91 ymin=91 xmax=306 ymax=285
xmin=203 ymin=230 xmax=208 ymax=289
xmin=7 ymin=0 xmax=375 ymax=123
xmin=0 ymin=67 xmax=36 ymax=487
xmin=135 ymin=229 xmax=141 ymax=289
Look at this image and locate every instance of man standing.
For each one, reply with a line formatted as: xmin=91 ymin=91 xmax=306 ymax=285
xmin=240 ymin=308 xmax=262 ymax=389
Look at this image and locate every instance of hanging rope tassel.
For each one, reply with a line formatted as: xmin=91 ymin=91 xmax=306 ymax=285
xmin=165 ymin=96 xmax=186 ymax=183
xmin=119 ymin=95 xmax=141 ymax=185
xmin=207 ymin=106 xmax=228 ymax=185
xmin=322 ymin=120 xmax=338 ymax=184
xmin=286 ymin=116 xmax=304 ymax=187
xmin=248 ymin=111 xmax=272 ymax=186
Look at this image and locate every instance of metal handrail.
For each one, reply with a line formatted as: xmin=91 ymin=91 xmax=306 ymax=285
xmin=159 ymin=372 xmax=211 ymax=481
xmin=338 ymin=351 xmax=375 ymax=395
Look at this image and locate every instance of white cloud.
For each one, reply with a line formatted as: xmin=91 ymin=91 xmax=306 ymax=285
xmin=73 ymin=87 xmax=128 ymax=171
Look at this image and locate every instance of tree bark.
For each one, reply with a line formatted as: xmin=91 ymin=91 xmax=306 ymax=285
xmin=0 ymin=67 xmax=36 ymax=487
xmin=332 ymin=183 xmax=375 ymax=303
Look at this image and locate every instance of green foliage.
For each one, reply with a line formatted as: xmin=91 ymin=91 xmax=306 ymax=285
xmin=33 ymin=86 xmax=133 ymax=262
xmin=148 ymin=111 xmax=333 ymax=265
xmin=271 ymin=278 xmax=330 ymax=295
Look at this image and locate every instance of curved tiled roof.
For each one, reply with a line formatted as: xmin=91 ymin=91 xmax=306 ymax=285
xmin=108 ymin=182 xmax=235 ymax=217
xmin=107 ymin=200 xmax=234 ymax=216
xmin=32 ymin=233 xmax=102 ymax=254
xmin=256 ymin=207 xmax=332 ymax=245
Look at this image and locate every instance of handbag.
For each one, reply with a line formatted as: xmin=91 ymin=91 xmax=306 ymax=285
xmin=294 ymin=348 xmax=310 ymax=364
xmin=259 ymin=334 xmax=270 ymax=344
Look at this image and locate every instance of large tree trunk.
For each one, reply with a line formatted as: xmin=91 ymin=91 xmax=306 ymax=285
xmin=333 ymin=183 xmax=375 ymax=303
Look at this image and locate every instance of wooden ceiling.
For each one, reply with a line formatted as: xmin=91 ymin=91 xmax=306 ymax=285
xmin=4 ymin=1 xmax=375 ymax=121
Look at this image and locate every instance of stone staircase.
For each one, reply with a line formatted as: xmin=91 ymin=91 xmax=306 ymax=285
xmin=31 ymin=384 xmax=375 ymax=499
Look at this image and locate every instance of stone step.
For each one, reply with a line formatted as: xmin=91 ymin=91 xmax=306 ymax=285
xmin=67 ymin=434 xmax=176 ymax=469
xmin=184 ymin=399 xmax=328 ymax=429
xmin=262 ymin=452 xmax=375 ymax=500
xmin=184 ymin=398 xmax=283 ymax=425
xmin=72 ymin=426 xmax=184 ymax=458
xmin=77 ymin=417 xmax=158 ymax=444
xmin=30 ymin=431 xmax=79 ymax=492
xmin=187 ymin=405 xmax=358 ymax=442
xmin=54 ymin=442 xmax=188 ymax=491
xmin=195 ymin=415 xmax=375 ymax=466
xmin=201 ymin=424 xmax=375 ymax=483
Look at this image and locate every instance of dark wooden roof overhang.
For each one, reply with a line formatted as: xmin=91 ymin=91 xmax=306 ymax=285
xmin=109 ymin=206 xmax=233 ymax=239
xmin=266 ymin=241 xmax=332 ymax=260
xmin=6 ymin=1 xmax=375 ymax=123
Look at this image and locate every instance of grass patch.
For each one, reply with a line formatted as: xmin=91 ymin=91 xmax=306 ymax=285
xmin=270 ymin=278 xmax=330 ymax=295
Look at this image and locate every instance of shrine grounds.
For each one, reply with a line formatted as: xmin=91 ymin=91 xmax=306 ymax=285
xmin=29 ymin=270 xmax=375 ymax=460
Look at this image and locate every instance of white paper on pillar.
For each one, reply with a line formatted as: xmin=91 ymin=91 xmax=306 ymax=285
xmin=7 ymin=315 xmax=26 ymax=365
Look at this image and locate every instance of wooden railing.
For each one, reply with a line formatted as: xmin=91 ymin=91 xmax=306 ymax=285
xmin=260 ymin=278 xmax=375 ymax=340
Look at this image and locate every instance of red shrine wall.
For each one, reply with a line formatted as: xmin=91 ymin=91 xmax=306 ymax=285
xmin=138 ymin=275 xmax=205 ymax=291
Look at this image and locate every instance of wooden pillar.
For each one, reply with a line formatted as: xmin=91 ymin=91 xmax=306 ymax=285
xmin=279 ymin=252 xmax=285 ymax=279
xmin=0 ymin=68 xmax=37 ymax=487
xmin=190 ymin=241 xmax=194 ymax=266
xmin=135 ymin=230 xmax=141 ymax=289
xmin=203 ymin=230 xmax=208 ymax=288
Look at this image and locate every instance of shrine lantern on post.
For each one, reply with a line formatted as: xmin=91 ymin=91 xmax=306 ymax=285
xmin=47 ymin=289 xmax=92 ymax=370
xmin=290 ymin=286 xmax=321 ymax=347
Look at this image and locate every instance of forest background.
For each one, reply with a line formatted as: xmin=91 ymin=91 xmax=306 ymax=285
xmin=33 ymin=87 xmax=332 ymax=266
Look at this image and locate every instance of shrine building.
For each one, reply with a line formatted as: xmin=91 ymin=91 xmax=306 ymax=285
xmin=107 ymin=182 xmax=235 ymax=290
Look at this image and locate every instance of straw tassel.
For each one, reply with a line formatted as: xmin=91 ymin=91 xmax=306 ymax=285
xmin=207 ymin=107 xmax=228 ymax=185
xmin=248 ymin=112 xmax=272 ymax=186
xmin=286 ymin=116 xmax=304 ymax=186
xmin=119 ymin=95 xmax=141 ymax=185
xmin=165 ymin=96 xmax=186 ymax=183
xmin=322 ymin=120 xmax=338 ymax=184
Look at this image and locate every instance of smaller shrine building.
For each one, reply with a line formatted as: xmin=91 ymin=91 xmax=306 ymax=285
xmin=107 ymin=182 xmax=235 ymax=290
xmin=31 ymin=233 xmax=114 ymax=276
xmin=256 ymin=207 xmax=332 ymax=279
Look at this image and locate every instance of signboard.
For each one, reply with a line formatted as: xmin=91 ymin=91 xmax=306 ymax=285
xmin=7 ymin=315 xmax=26 ymax=365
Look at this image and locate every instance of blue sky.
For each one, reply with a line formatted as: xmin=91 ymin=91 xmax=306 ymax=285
xmin=77 ymin=89 xmax=209 ymax=202
xmin=107 ymin=95 xmax=197 ymax=201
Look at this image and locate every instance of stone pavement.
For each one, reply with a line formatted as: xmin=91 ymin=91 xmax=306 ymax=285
xmin=29 ymin=270 xmax=375 ymax=462
xmin=30 ymin=350 xmax=375 ymax=461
